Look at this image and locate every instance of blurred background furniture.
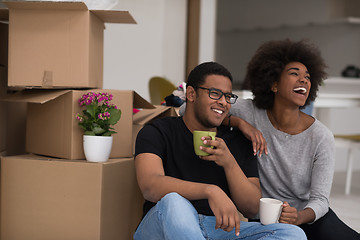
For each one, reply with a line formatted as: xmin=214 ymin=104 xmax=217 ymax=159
xmin=334 ymin=135 xmax=360 ymax=195
xmin=313 ymin=78 xmax=360 ymax=195
xmin=148 ymin=76 xmax=176 ymax=105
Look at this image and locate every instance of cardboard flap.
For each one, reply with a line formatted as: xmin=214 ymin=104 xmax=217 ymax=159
xmin=0 ymin=9 xmax=9 ymax=22
xmin=91 ymin=10 xmax=136 ymax=24
xmin=3 ymin=1 xmax=136 ymax=24
xmin=2 ymin=89 xmax=70 ymax=104
xmin=133 ymin=105 xmax=173 ymax=125
xmin=133 ymin=91 xmax=155 ymax=109
xmin=3 ymin=1 xmax=88 ymax=10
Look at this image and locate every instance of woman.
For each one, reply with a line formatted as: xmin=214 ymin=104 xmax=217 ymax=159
xmin=225 ymin=39 xmax=359 ymax=239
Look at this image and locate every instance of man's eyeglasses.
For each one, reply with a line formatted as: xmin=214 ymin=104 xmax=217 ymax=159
xmin=198 ymin=87 xmax=238 ymax=104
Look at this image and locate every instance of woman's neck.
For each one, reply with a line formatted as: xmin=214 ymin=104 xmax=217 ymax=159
xmin=267 ymin=107 xmax=302 ymax=135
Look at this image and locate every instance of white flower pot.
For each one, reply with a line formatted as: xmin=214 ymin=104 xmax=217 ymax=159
xmin=83 ymin=135 xmax=113 ymax=163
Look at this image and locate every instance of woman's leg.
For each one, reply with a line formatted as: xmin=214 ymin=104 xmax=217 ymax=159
xmin=299 ymin=208 xmax=360 ymax=240
xmin=134 ymin=192 xmax=205 ymax=240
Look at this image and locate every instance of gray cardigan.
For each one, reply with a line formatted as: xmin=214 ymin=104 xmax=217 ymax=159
xmin=229 ymin=99 xmax=335 ymax=222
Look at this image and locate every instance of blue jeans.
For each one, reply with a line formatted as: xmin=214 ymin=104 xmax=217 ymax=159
xmin=134 ymin=192 xmax=307 ymax=240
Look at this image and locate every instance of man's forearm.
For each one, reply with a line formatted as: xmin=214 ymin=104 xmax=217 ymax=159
xmin=142 ymin=174 xmax=218 ymax=203
xmin=223 ymin=162 xmax=261 ymax=218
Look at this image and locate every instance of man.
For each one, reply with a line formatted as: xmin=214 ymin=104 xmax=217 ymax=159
xmin=133 ymin=62 xmax=306 ymax=239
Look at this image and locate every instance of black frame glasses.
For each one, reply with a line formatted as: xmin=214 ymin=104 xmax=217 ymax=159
xmin=198 ymin=87 xmax=238 ymax=104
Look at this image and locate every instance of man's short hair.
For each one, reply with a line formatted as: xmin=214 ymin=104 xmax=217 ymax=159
xmin=186 ymin=62 xmax=233 ymax=90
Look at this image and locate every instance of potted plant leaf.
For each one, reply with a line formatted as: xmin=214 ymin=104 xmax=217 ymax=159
xmin=76 ymin=92 xmax=121 ymax=162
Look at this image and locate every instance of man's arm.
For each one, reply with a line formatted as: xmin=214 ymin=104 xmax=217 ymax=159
xmin=225 ymin=167 xmax=261 ymax=218
xmin=135 ymin=152 xmax=242 ymax=235
xmin=135 ymin=152 xmax=218 ymax=202
xmin=199 ymin=137 xmax=261 ymax=219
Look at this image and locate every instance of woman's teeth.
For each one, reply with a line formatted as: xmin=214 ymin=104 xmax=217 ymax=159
xmin=293 ymin=87 xmax=307 ymax=94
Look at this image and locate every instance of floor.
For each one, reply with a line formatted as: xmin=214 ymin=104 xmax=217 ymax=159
xmin=330 ymin=171 xmax=360 ymax=232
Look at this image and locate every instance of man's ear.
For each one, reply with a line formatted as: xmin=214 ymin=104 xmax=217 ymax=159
xmin=186 ymin=86 xmax=196 ymax=102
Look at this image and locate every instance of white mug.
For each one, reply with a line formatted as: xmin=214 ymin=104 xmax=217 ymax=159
xmin=259 ymin=198 xmax=283 ymax=225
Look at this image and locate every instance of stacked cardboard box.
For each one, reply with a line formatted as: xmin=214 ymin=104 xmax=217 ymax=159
xmin=0 ymin=18 xmax=8 ymax=155
xmin=5 ymin=89 xmax=155 ymax=159
xmin=0 ymin=67 xmax=6 ymax=154
xmin=1 ymin=155 xmax=144 ymax=240
xmin=4 ymin=1 xmax=136 ymax=89
xmin=0 ymin=1 xmax=179 ymax=239
xmin=0 ymin=13 xmax=28 ymax=157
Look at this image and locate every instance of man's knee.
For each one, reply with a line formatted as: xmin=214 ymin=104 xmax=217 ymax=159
xmin=158 ymin=192 xmax=189 ymax=209
xmin=155 ymin=193 xmax=201 ymax=231
xmin=157 ymin=192 xmax=197 ymax=221
xmin=161 ymin=192 xmax=184 ymax=201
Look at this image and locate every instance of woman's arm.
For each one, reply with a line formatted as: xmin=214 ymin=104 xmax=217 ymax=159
xmin=280 ymin=202 xmax=315 ymax=225
xmin=280 ymin=126 xmax=335 ymax=225
xmin=305 ymin=129 xmax=335 ymax=221
xmin=223 ymin=114 xmax=268 ymax=157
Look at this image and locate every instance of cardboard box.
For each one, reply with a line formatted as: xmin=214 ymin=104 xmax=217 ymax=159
xmin=5 ymin=99 xmax=27 ymax=156
xmin=0 ymin=151 xmax=4 ymax=240
xmin=1 ymin=1 xmax=136 ymax=88
xmin=132 ymin=105 xmax=179 ymax=154
xmin=0 ymin=22 xmax=8 ymax=68
xmin=0 ymin=154 xmax=144 ymax=240
xmin=0 ymin=21 xmax=9 ymax=154
xmin=0 ymin=66 xmax=6 ymax=153
xmin=4 ymin=89 xmax=154 ymax=159
xmin=0 ymin=66 xmax=27 ymax=156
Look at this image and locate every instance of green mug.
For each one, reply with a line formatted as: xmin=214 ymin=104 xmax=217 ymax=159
xmin=193 ymin=130 xmax=216 ymax=156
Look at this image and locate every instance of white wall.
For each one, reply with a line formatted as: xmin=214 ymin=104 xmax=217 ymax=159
xmin=198 ymin=0 xmax=217 ymax=63
xmin=216 ymin=0 xmax=360 ymax=84
xmin=215 ymin=0 xmax=360 ymax=172
xmin=216 ymin=24 xmax=360 ymax=84
xmin=103 ymin=0 xmax=187 ymax=102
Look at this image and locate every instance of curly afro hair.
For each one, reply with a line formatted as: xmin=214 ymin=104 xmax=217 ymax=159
xmin=242 ymin=39 xmax=327 ymax=110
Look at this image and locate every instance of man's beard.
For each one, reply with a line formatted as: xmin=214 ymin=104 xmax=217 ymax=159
xmin=194 ymin=108 xmax=222 ymax=129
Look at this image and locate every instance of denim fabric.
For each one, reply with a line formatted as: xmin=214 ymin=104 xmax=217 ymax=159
xmin=134 ymin=192 xmax=307 ymax=240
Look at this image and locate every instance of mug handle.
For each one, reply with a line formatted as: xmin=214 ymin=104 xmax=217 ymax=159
xmin=276 ymin=205 xmax=283 ymax=223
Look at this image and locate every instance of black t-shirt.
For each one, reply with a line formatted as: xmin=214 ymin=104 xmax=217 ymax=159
xmin=135 ymin=116 xmax=258 ymax=216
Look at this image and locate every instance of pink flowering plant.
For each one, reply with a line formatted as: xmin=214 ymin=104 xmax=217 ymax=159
xmin=76 ymin=92 xmax=121 ymax=136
